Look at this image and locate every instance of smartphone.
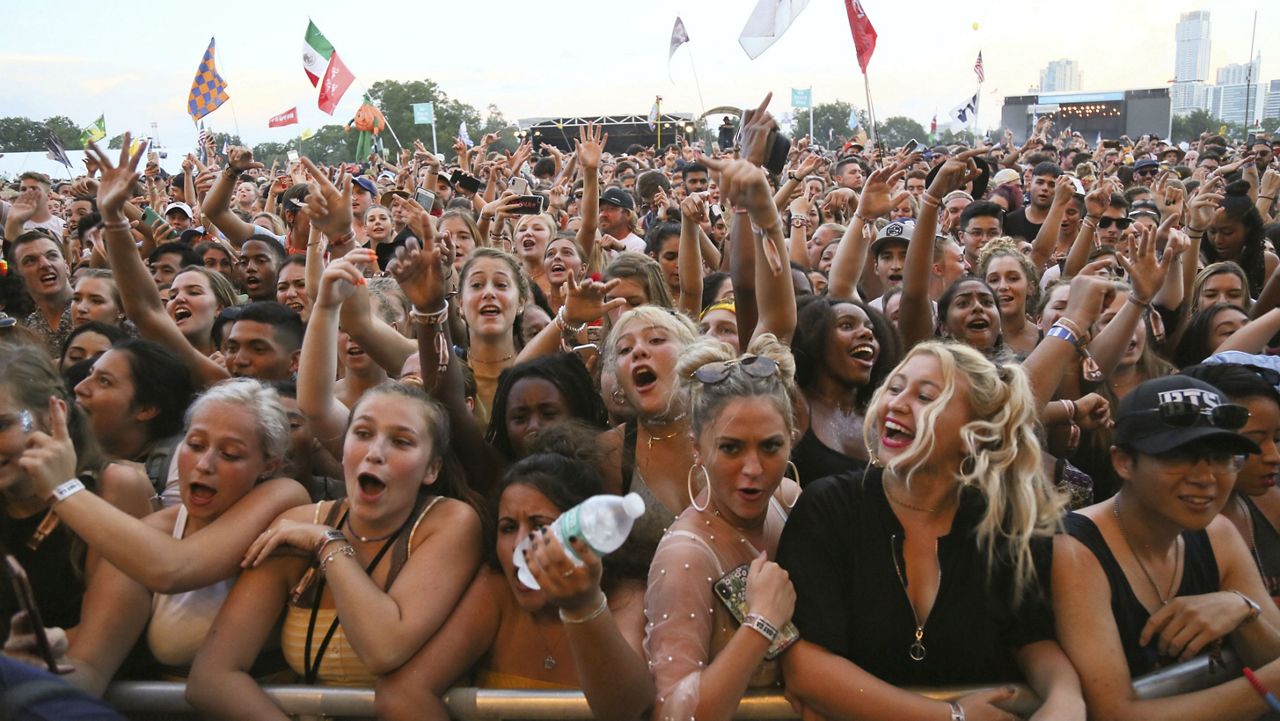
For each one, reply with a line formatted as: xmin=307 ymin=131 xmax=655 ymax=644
xmin=508 ymin=177 xmax=530 ymax=195
xmin=287 ymin=150 xmax=300 ymax=164
xmin=585 ymin=324 xmax=603 ymax=345
xmin=509 ymin=195 xmax=546 ymax=215
xmin=450 ymin=170 xmax=483 ymax=194
xmin=415 ymin=189 xmax=436 ymax=210
xmin=1102 ymin=140 xmax=1120 ymax=149
xmin=903 ymin=138 xmax=919 ymax=153
xmin=712 ymin=563 xmax=799 ymax=660
xmin=2 ymin=554 xmax=71 ymax=675
xmin=141 ymin=206 xmax=162 ymax=226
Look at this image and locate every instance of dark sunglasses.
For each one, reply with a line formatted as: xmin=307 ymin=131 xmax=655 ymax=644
xmin=1133 ymin=401 xmax=1250 ymax=430
xmin=1134 ymin=167 xmax=1158 ymax=176
xmin=691 ymin=354 xmax=779 ymax=384
xmin=1098 ymin=217 xmax=1132 ymax=230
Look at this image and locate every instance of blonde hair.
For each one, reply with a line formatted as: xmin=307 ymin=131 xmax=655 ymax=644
xmin=1191 ymin=261 xmax=1252 ymax=313
xmin=602 ymin=307 xmax=699 ymax=419
xmin=604 ymin=252 xmax=675 ymax=310
xmin=864 ymin=341 xmax=1064 ymax=602
xmin=975 ymin=237 xmax=1041 ymax=313
xmin=675 ymin=334 xmax=798 ymax=439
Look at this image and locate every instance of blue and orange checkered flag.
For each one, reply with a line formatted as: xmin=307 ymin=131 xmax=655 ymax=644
xmin=187 ymin=37 xmax=229 ymax=122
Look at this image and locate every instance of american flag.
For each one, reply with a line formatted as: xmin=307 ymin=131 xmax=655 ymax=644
xmin=974 ymin=51 xmax=985 ymax=83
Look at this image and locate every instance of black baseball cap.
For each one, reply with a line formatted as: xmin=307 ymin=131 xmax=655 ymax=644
xmin=1113 ymin=376 xmax=1259 ymax=455
xmin=600 ymin=187 xmax=635 ymax=211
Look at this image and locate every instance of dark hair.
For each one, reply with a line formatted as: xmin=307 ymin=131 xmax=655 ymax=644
xmin=1202 ymin=180 xmax=1268 ymax=294
xmin=959 ymin=200 xmax=1005 ymax=229
xmin=1180 ymin=363 xmax=1280 ymax=406
xmin=5 ymin=230 xmax=62 ymax=264
xmin=635 ymin=170 xmax=671 ymax=202
xmin=644 ymin=222 xmax=681 ymax=256
xmin=59 ymin=321 xmax=127 ymax=368
xmin=77 ymin=211 xmax=102 ymax=238
xmin=485 ymin=354 xmax=608 ymax=461
xmin=1171 ymin=302 xmax=1250 ymax=368
xmin=232 ymin=301 xmax=304 ymax=352
xmin=937 ymin=275 xmax=1003 ymax=352
xmin=243 ymin=234 xmax=288 ymax=264
xmin=148 ymin=242 xmax=202 ymax=268
xmin=700 ymin=272 xmax=731 ymax=312
xmin=111 ymin=338 xmax=196 ymax=440
xmin=681 ymin=162 xmax=709 ymax=180
xmin=532 ymin=157 xmax=556 ymax=179
xmin=792 ymin=296 xmax=901 ymax=412
xmin=1032 ymin=161 xmax=1064 ymax=179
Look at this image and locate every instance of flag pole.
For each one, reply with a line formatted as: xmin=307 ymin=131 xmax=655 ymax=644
xmin=657 ymin=96 xmax=663 ymax=149
xmin=809 ymin=86 xmax=814 ymax=142
xmin=685 ymin=50 xmax=708 ymax=122
xmin=862 ymin=72 xmax=877 ymax=147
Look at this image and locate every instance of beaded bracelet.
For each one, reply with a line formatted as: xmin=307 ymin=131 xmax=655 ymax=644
xmin=555 ymin=306 xmax=588 ymax=335
xmin=319 ymin=544 xmax=355 ymax=573
xmin=559 ymin=593 xmax=609 ymax=624
xmin=921 ymin=194 xmax=941 ymax=209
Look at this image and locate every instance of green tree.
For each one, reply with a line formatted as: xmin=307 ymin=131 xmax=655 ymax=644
xmin=252 ymin=142 xmax=292 ymax=167
xmin=106 ymin=132 xmax=127 ymax=150
xmin=0 ymin=115 xmax=81 ymax=152
xmin=1171 ymin=109 xmax=1218 ymax=144
xmin=365 ymin=79 xmax=511 ymax=160
xmin=878 ymin=116 xmax=928 ymax=149
xmin=297 ymin=125 xmax=354 ymax=165
xmin=790 ymin=101 xmax=865 ymax=148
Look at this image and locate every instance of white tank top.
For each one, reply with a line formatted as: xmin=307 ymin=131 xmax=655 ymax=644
xmin=146 ymin=505 xmax=236 ymax=668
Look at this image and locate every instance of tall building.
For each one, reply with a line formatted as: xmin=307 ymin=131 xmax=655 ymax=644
xmin=1265 ymin=80 xmax=1280 ymax=120
xmin=1217 ymin=54 xmax=1262 ymax=86
xmin=1209 ymin=83 xmax=1265 ymax=125
xmin=1039 ymin=59 xmax=1082 ymax=93
xmin=1172 ymin=11 xmax=1212 ymax=114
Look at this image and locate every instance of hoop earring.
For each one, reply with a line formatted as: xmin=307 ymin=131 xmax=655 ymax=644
xmin=778 ymin=461 xmax=801 ymax=510
xmin=686 ymin=464 xmax=710 ymax=512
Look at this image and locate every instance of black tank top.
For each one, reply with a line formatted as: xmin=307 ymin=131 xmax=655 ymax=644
xmin=791 ymin=427 xmax=866 ymax=489
xmin=0 ymin=511 xmax=82 ymax=638
xmin=1063 ymin=512 xmax=1219 ymax=677
xmin=1240 ymin=496 xmax=1280 ymax=605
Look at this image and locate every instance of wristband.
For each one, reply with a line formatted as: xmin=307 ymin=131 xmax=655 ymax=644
xmin=409 ymin=300 xmax=450 ymax=327
xmin=1243 ymin=668 xmax=1280 ymax=712
xmin=1232 ymin=590 xmax=1262 ymax=625
xmin=921 ymin=194 xmax=941 ymax=209
xmin=1055 ymin=317 xmax=1090 ymax=345
xmin=315 ymin=529 xmax=347 ymax=559
xmin=742 ymin=613 xmax=779 ymax=643
xmin=1127 ymin=294 xmax=1152 ymax=310
xmin=947 ymin=700 xmax=966 ymax=721
xmin=555 ymin=306 xmax=588 ymax=335
xmin=329 ymin=231 xmax=355 ymax=246
xmin=50 ymin=478 xmax=86 ymax=505
xmin=559 ymin=594 xmax=609 ymax=624
xmin=1045 ymin=324 xmax=1080 ymax=349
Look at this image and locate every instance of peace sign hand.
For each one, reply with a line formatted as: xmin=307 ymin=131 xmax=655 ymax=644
xmin=389 ymin=236 xmax=450 ymax=312
xmin=300 ymin=156 xmax=354 ymax=239
xmin=84 ymin=134 xmax=146 ymax=218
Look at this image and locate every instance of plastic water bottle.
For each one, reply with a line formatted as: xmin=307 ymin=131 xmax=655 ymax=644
xmin=513 ymin=493 xmax=645 ymax=590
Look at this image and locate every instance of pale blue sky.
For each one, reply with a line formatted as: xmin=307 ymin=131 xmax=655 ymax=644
xmin=0 ymin=0 xmax=1274 ymax=152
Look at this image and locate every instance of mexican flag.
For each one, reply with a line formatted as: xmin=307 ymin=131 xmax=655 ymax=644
xmin=302 ymin=20 xmax=334 ymax=86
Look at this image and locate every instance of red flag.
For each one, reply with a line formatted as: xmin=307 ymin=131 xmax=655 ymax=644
xmin=844 ymin=0 xmax=877 ymax=73
xmin=268 ymin=107 xmax=298 ymax=128
xmin=317 ymin=52 xmax=355 ymax=115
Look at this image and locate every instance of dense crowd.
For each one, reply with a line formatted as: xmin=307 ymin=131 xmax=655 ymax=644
xmin=2 ymin=94 xmax=1280 ymax=720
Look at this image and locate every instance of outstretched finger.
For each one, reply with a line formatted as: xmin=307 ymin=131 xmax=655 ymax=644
xmin=46 ymin=397 xmax=69 ymax=442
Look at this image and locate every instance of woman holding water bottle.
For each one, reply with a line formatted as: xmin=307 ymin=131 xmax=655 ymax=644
xmin=644 ymin=335 xmax=801 ymax=721
xmin=375 ymin=424 xmax=653 ymax=721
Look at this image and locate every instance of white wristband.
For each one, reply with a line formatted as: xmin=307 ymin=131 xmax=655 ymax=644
xmin=51 ymin=478 xmax=86 ymax=504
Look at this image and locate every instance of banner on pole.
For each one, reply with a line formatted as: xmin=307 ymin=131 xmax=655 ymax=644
xmin=412 ymin=102 xmax=435 ymax=125
xmin=791 ymin=88 xmax=812 ymax=110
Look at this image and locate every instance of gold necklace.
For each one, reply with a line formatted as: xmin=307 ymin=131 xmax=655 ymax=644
xmin=529 ymin=615 xmax=567 ymax=670
xmin=1113 ymin=497 xmax=1182 ymax=607
xmin=469 ymin=353 xmax=514 ymax=364
xmin=642 ymin=413 xmax=687 ymax=449
xmin=883 ymin=475 xmax=953 ymax=514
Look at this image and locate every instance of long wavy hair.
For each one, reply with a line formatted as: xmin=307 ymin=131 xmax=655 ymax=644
xmin=863 ymin=341 xmax=1064 ymax=603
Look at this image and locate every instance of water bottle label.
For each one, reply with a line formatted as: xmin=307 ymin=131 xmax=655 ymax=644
xmin=556 ymin=507 xmax=584 ymax=562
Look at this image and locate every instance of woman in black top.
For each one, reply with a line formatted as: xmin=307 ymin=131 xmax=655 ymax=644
xmin=779 ymin=341 xmax=1082 ymax=721
xmin=1054 ymin=374 xmax=1280 ymax=720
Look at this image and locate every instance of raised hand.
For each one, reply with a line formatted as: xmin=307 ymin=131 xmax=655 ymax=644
xmin=524 ymin=529 xmax=605 ymax=617
xmin=389 ymin=234 xmax=451 ymax=314
xmin=1186 ymin=191 xmax=1222 ymax=232
xmin=699 ymin=154 xmax=773 ymax=215
xmin=858 ymin=162 xmax=909 ymax=220
xmin=1084 ymin=179 xmax=1113 ymax=220
xmin=391 ymin=196 xmax=435 ymax=252
xmin=84 ymin=134 xmax=146 ymax=218
xmin=1051 ymin=175 xmax=1075 ymax=207
xmin=16 ymin=398 xmax=78 ymax=499
xmin=300 ymin=156 xmax=353 ymax=239
xmin=681 ymin=193 xmax=708 ymax=223
xmin=7 ymin=194 xmax=38 ymax=225
xmin=562 ymin=272 xmax=627 ymax=327
xmin=575 ymin=122 xmax=607 ymax=171
xmin=226 ymin=146 xmax=264 ymax=174
xmin=315 ymin=249 xmax=376 ymax=309
xmin=1073 ymin=393 xmax=1113 ymax=431
xmin=1115 ymin=223 xmax=1171 ymax=303
xmin=926 ymin=147 xmax=988 ymax=201
xmin=740 ymin=92 xmax=777 ymax=168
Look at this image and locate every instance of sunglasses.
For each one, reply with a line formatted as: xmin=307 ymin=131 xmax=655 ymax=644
xmin=1098 ymin=217 xmax=1132 ymax=230
xmin=1134 ymin=168 xmax=1158 ymax=176
xmin=1132 ymin=400 xmax=1249 ymax=430
xmin=691 ymin=354 xmax=779 ymax=384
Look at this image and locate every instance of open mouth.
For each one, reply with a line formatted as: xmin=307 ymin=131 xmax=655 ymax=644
xmin=631 ymin=366 xmax=658 ymax=393
xmin=887 ymin=274 xmax=902 ymax=283
xmin=286 ymin=301 xmax=305 ymax=313
xmin=548 ymin=260 xmax=567 ymax=275
xmin=736 ymin=487 xmax=764 ymax=502
xmin=521 ymin=237 xmax=536 ymax=251
xmin=244 ymin=276 xmax=260 ymax=289
xmin=173 ymin=306 xmax=192 ymax=322
xmin=357 ymin=472 xmax=387 ymax=499
xmin=478 ymin=304 xmax=502 ymax=318
xmin=347 ymin=343 xmax=366 ymax=358
xmin=850 ymin=344 xmax=876 ymax=363
xmin=882 ymin=417 xmax=915 ymax=447
xmin=966 ymin=318 xmax=991 ymax=332
xmin=188 ymin=482 xmax=217 ymax=506
xmin=39 ymin=272 xmax=58 ymax=286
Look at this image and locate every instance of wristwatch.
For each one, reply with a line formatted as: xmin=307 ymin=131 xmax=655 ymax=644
xmin=742 ymin=613 xmax=779 ymax=643
xmin=786 ymin=171 xmax=798 ymax=181
xmin=315 ymin=529 xmax=347 ymax=558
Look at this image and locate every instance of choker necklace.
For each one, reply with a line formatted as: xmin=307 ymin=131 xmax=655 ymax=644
xmin=642 ymin=413 xmax=687 ymax=449
xmin=1113 ymin=497 xmax=1182 ymax=607
xmin=345 ymin=515 xmax=398 ymax=543
xmin=883 ymin=476 xmax=954 ymax=514
xmin=470 ymin=353 xmax=514 ymax=364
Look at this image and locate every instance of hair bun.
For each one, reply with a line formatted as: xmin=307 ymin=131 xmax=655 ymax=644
xmin=1225 ymin=179 xmax=1251 ymax=198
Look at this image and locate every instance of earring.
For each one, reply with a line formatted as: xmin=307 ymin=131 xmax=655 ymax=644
xmin=865 ymin=438 xmax=881 ymax=467
xmin=777 ymin=461 xmax=801 ymax=510
xmin=960 ymin=456 xmax=977 ymax=478
xmin=686 ymin=464 xmax=710 ymax=512
xmin=612 ymin=388 xmax=627 ymax=404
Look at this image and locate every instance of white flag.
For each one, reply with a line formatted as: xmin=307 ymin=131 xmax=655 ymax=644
xmin=951 ymin=94 xmax=978 ymax=124
xmin=738 ymin=0 xmax=811 ymax=59
xmin=647 ymin=100 xmax=660 ymax=131
xmin=669 ymin=17 xmax=690 ymax=61
xmin=458 ymin=121 xmax=474 ymax=148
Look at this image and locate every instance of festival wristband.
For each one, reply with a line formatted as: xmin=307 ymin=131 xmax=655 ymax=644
xmin=50 ymin=478 xmax=86 ymax=505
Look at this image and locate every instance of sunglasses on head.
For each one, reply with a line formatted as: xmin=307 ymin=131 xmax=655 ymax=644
xmin=1098 ymin=217 xmax=1132 ymax=230
xmin=1133 ymin=400 xmax=1249 ymax=430
xmin=691 ymin=354 xmax=779 ymax=384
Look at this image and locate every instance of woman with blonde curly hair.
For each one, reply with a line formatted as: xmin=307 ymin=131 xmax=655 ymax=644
xmin=645 ymin=333 xmax=801 ymax=721
xmin=977 ymin=237 xmax=1042 ymax=356
xmin=778 ymin=341 xmax=1085 ymax=720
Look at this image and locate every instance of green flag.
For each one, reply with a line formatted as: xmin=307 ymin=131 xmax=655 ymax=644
xmin=80 ymin=115 xmax=106 ymax=147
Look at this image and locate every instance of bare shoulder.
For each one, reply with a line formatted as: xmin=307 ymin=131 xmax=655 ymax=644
xmin=98 ymin=462 xmax=155 ymax=514
xmin=248 ymin=476 xmax=312 ymax=506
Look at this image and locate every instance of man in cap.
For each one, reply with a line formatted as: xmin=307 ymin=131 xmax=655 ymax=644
xmin=350 ymin=176 xmax=378 ymax=247
xmin=866 ymin=220 xmax=913 ymax=308
xmin=598 ymin=187 xmax=645 ymax=254
xmin=164 ymin=202 xmax=195 ymax=233
xmin=1130 ymin=158 xmax=1160 ymax=189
